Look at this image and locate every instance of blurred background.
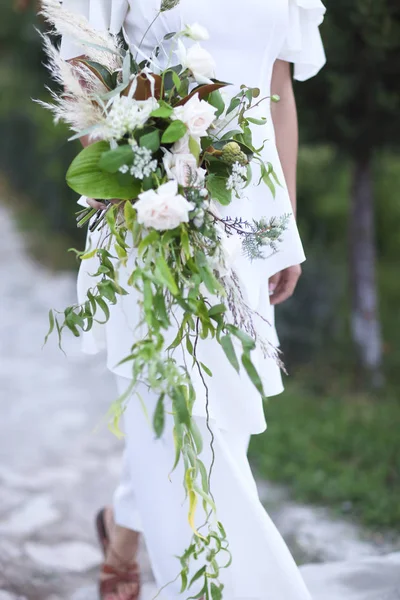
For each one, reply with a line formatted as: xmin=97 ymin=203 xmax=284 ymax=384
xmin=0 ymin=1 xmax=399 ymax=598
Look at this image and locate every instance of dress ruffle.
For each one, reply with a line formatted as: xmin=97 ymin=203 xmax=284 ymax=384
xmin=60 ymin=0 xmax=129 ymax=59
xmin=278 ymin=0 xmax=326 ymax=81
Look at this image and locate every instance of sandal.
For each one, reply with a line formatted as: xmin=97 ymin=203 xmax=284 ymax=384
xmin=95 ymin=508 xmax=141 ymax=600
xmin=99 ymin=559 xmax=140 ymax=599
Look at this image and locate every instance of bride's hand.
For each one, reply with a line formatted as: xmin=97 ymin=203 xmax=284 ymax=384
xmin=86 ymin=198 xmax=120 ymax=210
xmin=269 ymin=265 xmax=302 ymax=306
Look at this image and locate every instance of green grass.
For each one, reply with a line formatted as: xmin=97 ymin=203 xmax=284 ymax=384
xmin=249 ymin=376 xmax=400 ymax=530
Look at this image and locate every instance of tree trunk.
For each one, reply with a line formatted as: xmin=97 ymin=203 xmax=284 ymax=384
xmin=349 ymin=154 xmax=384 ymax=388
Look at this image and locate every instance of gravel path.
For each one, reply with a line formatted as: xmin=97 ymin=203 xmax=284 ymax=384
xmin=0 ymin=203 xmax=399 ymax=600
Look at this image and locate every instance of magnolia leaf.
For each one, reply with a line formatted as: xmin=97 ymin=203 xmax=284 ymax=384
xmin=76 ymin=59 xmax=114 ymax=90
xmin=220 ymin=335 xmax=240 ymax=372
xmin=98 ymin=145 xmax=134 ymax=173
xmin=161 ymin=120 xmax=187 ymax=144
xmin=176 ymin=81 xmax=231 ymax=106
xmin=67 ymin=142 xmax=141 ymax=200
xmin=242 ymin=352 xmax=264 ymax=395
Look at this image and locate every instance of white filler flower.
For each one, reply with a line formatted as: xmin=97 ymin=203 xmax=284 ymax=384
xmin=173 ymin=93 xmax=217 ymax=140
xmin=226 ymin=161 xmax=247 ymax=195
xmin=134 ymin=180 xmax=194 ymax=230
xmin=184 ymin=23 xmax=210 ymax=41
xmin=104 ymin=96 xmax=159 ymax=140
xmin=176 ymin=40 xmax=216 ymax=84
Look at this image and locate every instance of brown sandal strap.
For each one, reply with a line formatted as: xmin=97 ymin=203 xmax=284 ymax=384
xmin=100 ymin=564 xmax=140 ymax=598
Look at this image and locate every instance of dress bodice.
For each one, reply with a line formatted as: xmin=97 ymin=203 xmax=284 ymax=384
xmin=61 ymin=0 xmax=326 ymax=87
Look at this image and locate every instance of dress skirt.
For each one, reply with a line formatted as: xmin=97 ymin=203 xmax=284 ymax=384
xmin=113 ymin=376 xmax=312 ymax=600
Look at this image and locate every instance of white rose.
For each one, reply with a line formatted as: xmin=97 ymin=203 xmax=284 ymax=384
xmin=163 ymin=151 xmax=199 ymax=187
xmin=184 ymin=23 xmax=210 ymax=41
xmin=134 ymin=180 xmax=193 ymax=230
xmin=173 ymin=93 xmax=217 ymax=139
xmin=176 ymin=40 xmax=216 ymax=84
xmin=172 ymin=133 xmax=191 ymax=154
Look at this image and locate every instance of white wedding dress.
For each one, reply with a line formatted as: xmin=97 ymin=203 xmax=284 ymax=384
xmin=61 ymin=1 xmax=326 ymax=598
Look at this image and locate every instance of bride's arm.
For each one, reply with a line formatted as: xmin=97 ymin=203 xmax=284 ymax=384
xmin=270 ymin=59 xmax=299 ymax=216
xmin=268 ymin=59 xmax=302 ymax=305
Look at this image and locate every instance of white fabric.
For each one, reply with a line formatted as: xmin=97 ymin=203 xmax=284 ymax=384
xmin=278 ymin=0 xmax=327 ymax=81
xmin=113 ymin=375 xmax=312 ymax=600
xmin=66 ymin=1 xmax=327 ymax=431
xmin=60 ymin=0 xmax=129 ymax=58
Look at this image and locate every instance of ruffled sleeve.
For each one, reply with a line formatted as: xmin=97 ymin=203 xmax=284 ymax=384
xmin=278 ymin=0 xmax=326 ymax=82
xmin=60 ymin=0 xmax=129 ymax=60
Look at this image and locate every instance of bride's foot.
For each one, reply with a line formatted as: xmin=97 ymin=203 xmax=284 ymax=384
xmin=97 ymin=507 xmax=141 ymax=600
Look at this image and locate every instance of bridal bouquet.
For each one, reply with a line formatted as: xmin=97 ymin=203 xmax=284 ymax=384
xmin=40 ymin=1 xmax=287 ymax=597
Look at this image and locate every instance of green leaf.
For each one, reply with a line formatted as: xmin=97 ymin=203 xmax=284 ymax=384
xmin=95 ymin=295 xmax=110 ymax=322
xmin=153 ymin=394 xmax=165 ymax=438
xmin=242 ymin=352 xmax=264 ymax=395
xmin=98 ymin=145 xmax=134 ymax=173
xmin=228 ymin=325 xmax=256 ymax=350
xmin=247 ymin=116 xmax=267 ymax=126
xmin=208 ymin=90 xmax=225 ymax=118
xmin=172 ymin=387 xmax=191 ymax=426
xmin=150 ymin=102 xmax=173 ymax=118
xmin=262 ymin=170 xmax=276 ymax=198
xmin=67 ymin=142 xmax=141 ymax=200
xmin=220 ymin=335 xmax=240 ymax=372
xmin=200 ymin=362 xmax=213 ymax=377
xmin=43 ymin=309 xmax=55 ymax=346
xmin=139 ymin=129 xmax=160 ymax=152
xmin=206 ymin=173 xmax=232 ymax=206
xmin=208 ymin=303 xmax=226 ymax=318
xmin=124 ymin=200 xmax=136 ymax=229
xmin=161 ymin=120 xmax=187 ymax=144
xmin=98 ymin=280 xmax=117 ymax=304
xmin=189 ymin=566 xmax=206 ymax=588
xmin=189 ymin=136 xmax=201 ymax=162
xmin=210 ymin=583 xmax=223 ymax=600
xmin=172 ymin=71 xmax=181 ymax=90
xmin=137 ymin=230 xmax=160 ymax=256
xmin=155 ymin=255 xmax=179 ymax=295
xmin=189 ymin=420 xmax=203 ymax=454
xmin=226 ymin=96 xmax=241 ymax=115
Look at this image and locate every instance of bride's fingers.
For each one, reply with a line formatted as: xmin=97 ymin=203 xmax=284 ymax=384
xmin=87 ymin=198 xmax=108 ymax=210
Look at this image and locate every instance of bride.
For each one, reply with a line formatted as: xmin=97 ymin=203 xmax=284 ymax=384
xmin=58 ymin=1 xmax=326 ymax=599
